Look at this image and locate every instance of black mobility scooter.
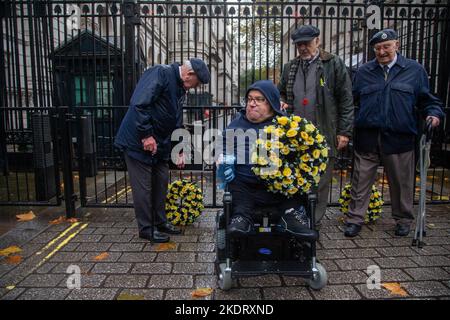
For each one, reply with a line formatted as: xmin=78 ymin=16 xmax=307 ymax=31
xmin=215 ymin=191 xmax=327 ymax=291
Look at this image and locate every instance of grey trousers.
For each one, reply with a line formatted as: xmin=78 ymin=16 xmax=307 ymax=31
xmin=315 ymin=157 xmax=335 ymax=224
xmin=124 ymin=153 xmax=169 ymax=235
xmin=346 ymin=150 xmax=415 ymax=226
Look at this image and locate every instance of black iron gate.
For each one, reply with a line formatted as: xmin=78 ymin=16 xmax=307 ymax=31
xmin=1 ymin=1 xmax=449 ymax=215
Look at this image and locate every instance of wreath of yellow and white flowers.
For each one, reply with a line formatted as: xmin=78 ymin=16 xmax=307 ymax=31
xmin=165 ymin=179 xmax=204 ymax=226
xmin=339 ymin=183 xmax=383 ymax=223
xmin=251 ymin=115 xmax=329 ymax=197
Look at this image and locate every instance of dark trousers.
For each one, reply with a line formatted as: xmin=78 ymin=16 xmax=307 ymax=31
xmin=124 ymin=153 xmax=169 ymax=235
xmin=346 ymin=149 xmax=415 ymax=226
xmin=228 ymin=178 xmax=303 ymax=222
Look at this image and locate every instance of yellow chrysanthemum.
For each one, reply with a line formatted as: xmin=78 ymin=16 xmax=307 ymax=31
xmin=311 ymin=166 xmax=319 ymax=177
xmin=301 ymin=154 xmax=311 ymax=162
xmin=283 ymin=167 xmax=292 ymax=177
xmin=277 ymin=116 xmax=289 ymax=126
xmin=321 ymin=148 xmax=329 ymax=157
xmin=286 ymin=128 xmax=298 ymax=138
xmin=306 ymin=137 xmax=315 ymax=145
xmin=288 ymin=187 xmax=298 ymax=195
xmin=312 ymin=149 xmax=321 ymax=159
xmin=290 ymin=121 xmax=299 ymax=129
xmin=257 ymin=157 xmax=268 ymax=166
xmin=273 ymin=128 xmax=285 ymax=137
xmin=264 ymin=125 xmax=275 ymax=134
xmin=320 ymin=162 xmax=327 ymax=171
xmin=281 ymin=146 xmax=290 ymax=155
xmin=300 ymin=131 xmax=309 ymax=140
xmin=300 ymin=163 xmax=311 ymax=172
xmin=293 ymin=115 xmax=302 ymax=122
xmin=299 ymin=145 xmax=309 ymax=151
xmin=305 ymin=123 xmax=316 ymax=133
xmin=316 ymin=134 xmax=324 ymax=143
xmin=272 ymin=141 xmax=284 ymax=149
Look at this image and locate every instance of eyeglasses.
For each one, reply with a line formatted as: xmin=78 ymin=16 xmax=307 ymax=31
xmin=246 ymin=96 xmax=267 ymax=105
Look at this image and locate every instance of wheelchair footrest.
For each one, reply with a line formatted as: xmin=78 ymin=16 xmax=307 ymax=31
xmin=231 ymin=260 xmax=313 ymax=277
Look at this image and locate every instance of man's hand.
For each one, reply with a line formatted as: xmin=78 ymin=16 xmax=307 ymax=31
xmin=142 ymin=136 xmax=157 ymax=155
xmin=336 ymin=135 xmax=349 ymax=151
xmin=426 ymin=116 xmax=440 ymax=128
xmin=176 ymin=152 xmax=185 ymax=169
xmin=280 ymin=101 xmax=289 ymax=111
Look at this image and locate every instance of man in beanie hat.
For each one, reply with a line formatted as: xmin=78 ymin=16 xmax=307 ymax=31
xmin=344 ymin=29 xmax=444 ymax=237
xmin=278 ymin=25 xmax=354 ymax=229
xmin=218 ymin=80 xmax=317 ymax=240
xmin=115 ymin=58 xmax=210 ymax=243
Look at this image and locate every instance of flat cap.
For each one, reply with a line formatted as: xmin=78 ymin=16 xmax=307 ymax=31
xmin=189 ymin=58 xmax=210 ymax=84
xmin=291 ymin=25 xmax=320 ymax=44
xmin=369 ymin=29 xmax=398 ymax=46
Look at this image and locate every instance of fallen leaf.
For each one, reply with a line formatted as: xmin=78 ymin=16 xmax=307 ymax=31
xmin=117 ymin=293 xmax=145 ymax=300
xmin=381 ymin=282 xmax=408 ymax=297
xmin=191 ymin=287 xmax=213 ymax=298
xmin=6 ymin=286 xmax=15 ymax=291
xmin=155 ymin=242 xmax=177 ymax=251
xmin=66 ymin=218 xmax=79 ymax=223
xmin=93 ymin=252 xmax=109 ymax=261
xmin=49 ymin=216 xmax=65 ymax=225
xmin=5 ymin=255 xmax=22 ymax=264
xmin=0 ymin=246 xmax=22 ymax=257
xmin=337 ymin=216 xmax=346 ymax=224
xmin=16 ymin=211 xmax=36 ymax=222
xmin=427 ymin=223 xmax=436 ymax=229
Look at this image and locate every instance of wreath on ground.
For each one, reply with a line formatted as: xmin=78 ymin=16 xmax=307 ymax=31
xmin=251 ymin=115 xmax=330 ymax=197
xmin=165 ymin=179 xmax=204 ymax=226
xmin=338 ymin=183 xmax=383 ymax=223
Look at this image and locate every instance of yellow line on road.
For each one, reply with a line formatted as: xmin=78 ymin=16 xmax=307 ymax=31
xmin=36 ymin=222 xmax=81 ymax=255
xmin=35 ymin=223 xmax=88 ymax=269
xmin=101 ymin=186 xmax=132 ymax=203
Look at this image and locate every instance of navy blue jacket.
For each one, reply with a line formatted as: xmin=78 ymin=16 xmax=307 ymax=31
xmin=353 ymin=54 xmax=444 ymax=154
xmin=115 ymin=63 xmax=186 ymax=164
xmin=224 ymin=110 xmax=274 ymax=185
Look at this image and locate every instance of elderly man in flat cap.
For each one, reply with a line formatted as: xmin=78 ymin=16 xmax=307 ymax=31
xmin=278 ymin=25 xmax=354 ymax=229
xmin=344 ymin=29 xmax=444 ymax=237
xmin=115 ymin=58 xmax=210 ymax=243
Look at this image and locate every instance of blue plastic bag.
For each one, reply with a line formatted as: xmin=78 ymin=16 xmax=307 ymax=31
xmin=216 ymin=154 xmax=236 ymax=190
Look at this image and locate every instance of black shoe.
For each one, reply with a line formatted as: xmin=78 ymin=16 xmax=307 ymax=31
xmin=395 ymin=223 xmax=411 ymax=237
xmin=344 ymin=223 xmax=362 ymax=237
xmin=277 ymin=208 xmax=318 ymax=241
xmin=139 ymin=230 xmax=170 ymax=243
xmin=156 ymin=222 xmax=181 ymax=235
xmin=228 ymin=215 xmax=252 ymax=235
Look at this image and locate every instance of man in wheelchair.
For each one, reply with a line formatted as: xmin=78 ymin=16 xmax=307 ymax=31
xmin=218 ymin=80 xmax=318 ymax=240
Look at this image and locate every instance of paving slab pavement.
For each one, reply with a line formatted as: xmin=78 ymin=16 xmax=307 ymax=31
xmin=0 ymin=205 xmax=449 ymax=300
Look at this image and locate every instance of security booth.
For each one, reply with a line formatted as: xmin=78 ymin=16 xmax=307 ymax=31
xmin=51 ymin=30 xmax=125 ymax=176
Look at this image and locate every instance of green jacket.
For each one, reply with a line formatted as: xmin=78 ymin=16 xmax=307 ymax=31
xmin=278 ymin=49 xmax=354 ymax=157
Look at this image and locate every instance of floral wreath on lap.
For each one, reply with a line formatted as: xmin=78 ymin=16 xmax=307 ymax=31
xmin=338 ymin=183 xmax=383 ymax=223
xmin=165 ymin=179 xmax=204 ymax=226
xmin=251 ymin=115 xmax=330 ymax=197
